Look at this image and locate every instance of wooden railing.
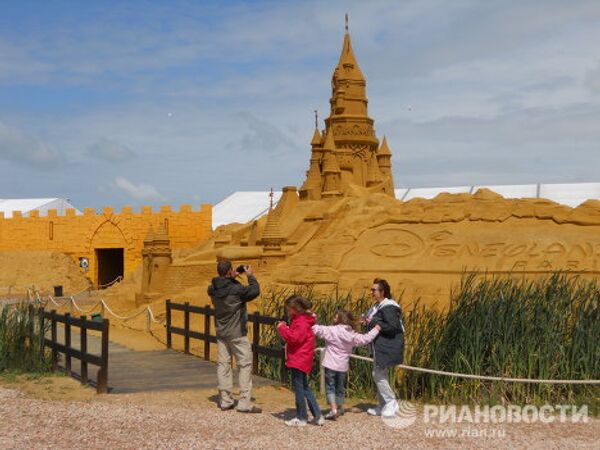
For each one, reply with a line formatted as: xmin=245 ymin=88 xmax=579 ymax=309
xmin=42 ymin=308 xmax=110 ymax=393
xmin=165 ymin=300 xmax=287 ymax=381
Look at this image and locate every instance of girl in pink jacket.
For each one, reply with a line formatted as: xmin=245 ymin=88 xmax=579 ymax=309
xmin=312 ymin=310 xmax=380 ymax=419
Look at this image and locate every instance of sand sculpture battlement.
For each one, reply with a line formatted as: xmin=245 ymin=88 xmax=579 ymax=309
xmin=0 ymin=203 xmax=210 ymax=220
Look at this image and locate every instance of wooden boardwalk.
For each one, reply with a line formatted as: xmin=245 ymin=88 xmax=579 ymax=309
xmin=56 ymin=327 xmax=275 ymax=393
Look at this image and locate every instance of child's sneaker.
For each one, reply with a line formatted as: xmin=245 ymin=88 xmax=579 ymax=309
xmin=284 ymin=418 xmax=307 ymax=427
xmin=315 ymin=415 xmax=325 ymax=426
xmin=367 ymin=407 xmax=382 ymax=416
xmin=324 ymin=410 xmax=338 ymax=421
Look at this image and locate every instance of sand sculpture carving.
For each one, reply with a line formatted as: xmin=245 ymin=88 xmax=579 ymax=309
xmin=134 ymin=28 xmax=600 ymax=308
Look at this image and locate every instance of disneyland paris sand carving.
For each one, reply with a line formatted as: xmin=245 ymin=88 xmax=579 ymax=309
xmin=3 ymin=27 xmax=600 ymax=311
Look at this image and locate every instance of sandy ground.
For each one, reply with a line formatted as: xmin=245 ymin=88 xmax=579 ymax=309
xmin=0 ymin=375 xmax=597 ymax=450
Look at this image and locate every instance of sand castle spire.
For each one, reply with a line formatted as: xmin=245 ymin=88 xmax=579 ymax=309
xmin=377 ymin=135 xmax=394 ymax=194
xmin=298 ymin=18 xmax=395 ymax=199
xmin=261 ymin=189 xmax=286 ymax=251
xmin=366 ymin=152 xmax=383 ymax=187
xmin=300 ymin=114 xmax=324 ymax=200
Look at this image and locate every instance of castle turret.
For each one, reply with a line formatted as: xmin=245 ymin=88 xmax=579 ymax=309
xmin=137 ymin=224 xmax=172 ymax=305
xmin=299 ymin=127 xmax=323 ymax=200
xmin=377 ymin=136 xmax=395 ymax=194
xmin=366 ymin=152 xmax=383 ymax=187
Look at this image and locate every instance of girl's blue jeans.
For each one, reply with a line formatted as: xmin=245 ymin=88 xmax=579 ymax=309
xmin=324 ymin=368 xmax=347 ymax=406
xmin=290 ymin=368 xmax=321 ymax=421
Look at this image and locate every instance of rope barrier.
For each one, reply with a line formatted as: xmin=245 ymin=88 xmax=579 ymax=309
xmin=315 ymin=348 xmax=600 ymax=385
xmin=97 ymin=276 xmax=123 ymax=289
xmin=37 ymin=293 xmax=166 ymax=332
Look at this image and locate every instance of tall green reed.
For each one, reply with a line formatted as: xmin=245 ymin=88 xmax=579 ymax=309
xmin=258 ymin=273 xmax=599 ymax=409
xmin=0 ymin=303 xmax=50 ymax=373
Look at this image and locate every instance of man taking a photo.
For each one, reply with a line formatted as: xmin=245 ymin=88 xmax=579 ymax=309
xmin=207 ymin=260 xmax=261 ymax=413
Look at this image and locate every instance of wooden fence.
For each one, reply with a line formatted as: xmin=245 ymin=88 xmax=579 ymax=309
xmin=165 ymin=300 xmax=287 ymax=381
xmin=42 ymin=308 xmax=110 ymax=393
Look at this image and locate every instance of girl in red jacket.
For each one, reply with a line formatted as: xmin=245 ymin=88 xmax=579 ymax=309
xmin=277 ymin=295 xmax=324 ymax=427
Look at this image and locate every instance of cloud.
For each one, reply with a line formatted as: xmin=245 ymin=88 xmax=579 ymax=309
xmin=586 ymin=62 xmax=600 ymax=94
xmin=111 ymin=176 xmax=166 ymax=201
xmin=237 ymin=111 xmax=300 ymax=155
xmin=0 ymin=121 xmax=62 ymax=166
xmin=88 ymin=138 xmax=135 ymax=162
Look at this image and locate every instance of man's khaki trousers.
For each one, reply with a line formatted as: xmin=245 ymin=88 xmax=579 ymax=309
xmin=216 ymin=336 xmax=253 ymax=411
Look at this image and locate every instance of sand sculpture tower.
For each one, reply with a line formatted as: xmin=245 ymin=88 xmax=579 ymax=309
xmin=299 ymin=18 xmax=395 ymax=199
xmin=137 ymin=225 xmax=172 ymax=305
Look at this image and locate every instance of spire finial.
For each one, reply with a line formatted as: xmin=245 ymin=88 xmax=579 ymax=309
xmin=269 ymin=187 xmax=274 ymax=209
xmin=345 ymin=13 xmax=349 ymax=32
xmin=314 ymin=110 xmax=318 ymax=129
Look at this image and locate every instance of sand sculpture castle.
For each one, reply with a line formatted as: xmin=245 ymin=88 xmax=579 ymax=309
xmin=135 ymin=23 xmax=600 ymax=308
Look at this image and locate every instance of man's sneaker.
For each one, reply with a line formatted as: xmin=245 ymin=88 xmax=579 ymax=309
xmin=324 ymin=410 xmax=338 ymax=421
xmin=237 ymin=406 xmax=262 ymax=414
xmin=314 ymin=415 xmax=325 ymax=426
xmin=367 ymin=407 xmax=382 ymax=416
xmin=284 ymin=418 xmax=307 ymax=427
xmin=220 ymin=403 xmax=235 ymax=411
xmin=382 ymin=400 xmax=399 ymax=418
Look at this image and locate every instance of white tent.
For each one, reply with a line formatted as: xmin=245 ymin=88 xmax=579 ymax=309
xmin=0 ymin=198 xmax=81 ymax=218
xmin=212 ymin=183 xmax=600 ymax=229
xmin=212 ymin=191 xmax=282 ymax=229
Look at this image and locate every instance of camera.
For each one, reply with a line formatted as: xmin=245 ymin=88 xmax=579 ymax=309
xmin=236 ymin=264 xmax=247 ymax=274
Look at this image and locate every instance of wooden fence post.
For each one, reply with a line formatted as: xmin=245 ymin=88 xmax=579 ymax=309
xmin=166 ymin=299 xmax=172 ymax=349
xmin=80 ymin=315 xmax=88 ymax=385
xmin=50 ymin=310 xmax=58 ymax=371
xmin=97 ymin=319 xmax=109 ymax=394
xmin=64 ymin=313 xmax=72 ymax=376
xmin=204 ymin=306 xmax=211 ymax=361
xmin=252 ymin=312 xmax=259 ymax=375
xmin=184 ymin=302 xmax=190 ymax=354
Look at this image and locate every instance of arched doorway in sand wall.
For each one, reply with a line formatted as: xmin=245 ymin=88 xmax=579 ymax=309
xmin=89 ymin=220 xmax=133 ymax=288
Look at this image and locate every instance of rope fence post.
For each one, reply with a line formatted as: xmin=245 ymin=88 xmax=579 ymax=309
xmin=145 ymin=308 xmax=151 ymax=332
xmin=319 ymin=349 xmax=325 ymax=395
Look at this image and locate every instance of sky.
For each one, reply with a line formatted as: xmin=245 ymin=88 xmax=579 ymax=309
xmin=1 ymin=0 xmax=600 ymax=210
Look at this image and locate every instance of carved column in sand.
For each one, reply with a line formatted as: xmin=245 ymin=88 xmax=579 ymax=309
xmin=137 ymin=225 xmax=172 ymax=305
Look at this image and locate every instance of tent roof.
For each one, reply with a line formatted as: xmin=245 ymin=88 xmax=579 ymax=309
xmin=0 ymin=198 xmax=80 ymax=218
